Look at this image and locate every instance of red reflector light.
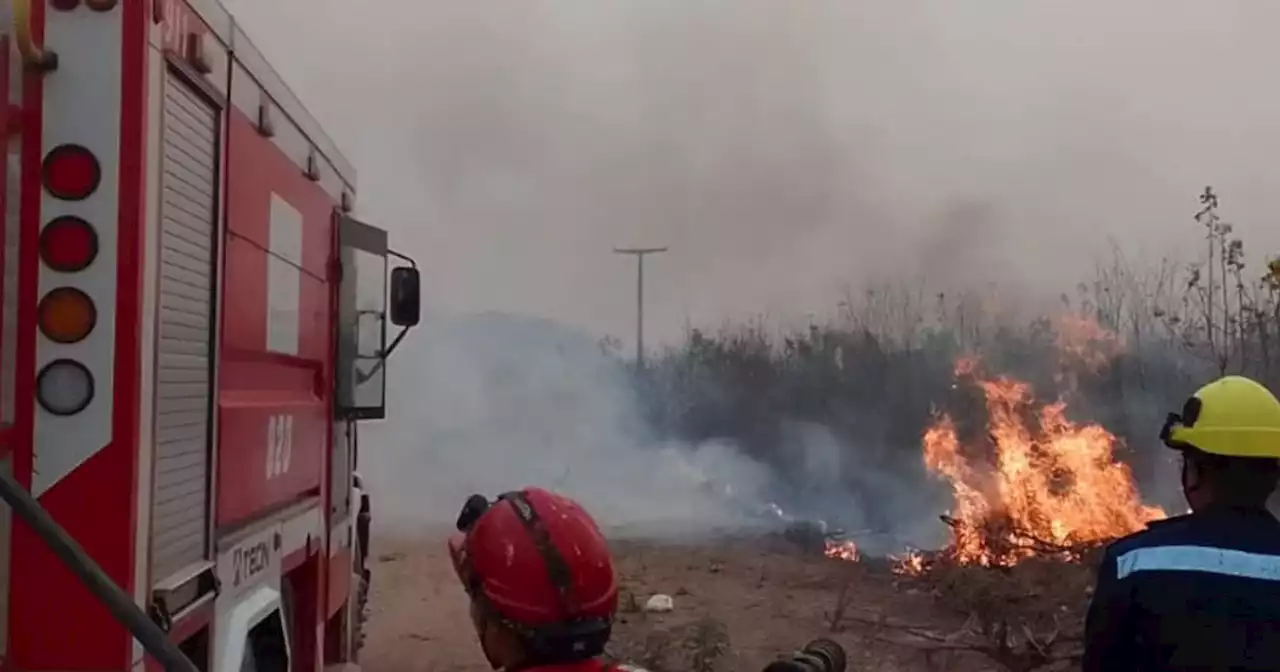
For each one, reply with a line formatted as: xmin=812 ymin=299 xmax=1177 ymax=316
xmin=42 ymin=144 xmax=101 ymax=201
xmin=40 ymin=216 xmax=99 ymax=272
xmin=50 ymin=0 xmax=81 ymax=11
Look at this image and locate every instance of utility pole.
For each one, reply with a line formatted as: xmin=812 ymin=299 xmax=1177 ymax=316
xmin=613 ymin=246 xmax=668 ymax=367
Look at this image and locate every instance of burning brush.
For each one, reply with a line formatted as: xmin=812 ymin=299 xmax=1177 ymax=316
xmin=783 ymin=519 xmax=837 ymax=555
xmin=780 ymin=520 xmax=851 ymax=558
xmin=922 ymin=356 xmax=1165 ymax=568
xmin=781 ymin=520 xmax=888 ymax=562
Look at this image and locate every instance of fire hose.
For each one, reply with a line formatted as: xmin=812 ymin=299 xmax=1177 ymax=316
xmin=0 ymin=468 xmax=198 ymax=672
xmin=762 ymin=638 xmax=848 ymax=672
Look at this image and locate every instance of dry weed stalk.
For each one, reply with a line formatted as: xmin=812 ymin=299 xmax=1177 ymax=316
xmin=826 ymin=577 xmax=853 ymax=633
xmin=637 ymin=631 xmax=673 ymax=672
xmin=846 ymin=609 xmax=1082 ymax=672
xmin=869 ymin=551 xmax=1097 ymax=672
xmin=620 ymin=590 xmax=641 ymax=614
xmin=684 ymin=617 xmax=729 ymax=672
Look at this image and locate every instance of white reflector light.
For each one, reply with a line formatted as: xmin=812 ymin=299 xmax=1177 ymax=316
xmin=36 ymin=359 xmax=95 ymax=416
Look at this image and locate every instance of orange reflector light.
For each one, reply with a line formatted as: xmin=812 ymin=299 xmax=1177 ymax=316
xmin=40 ymin=216 xmax=99 ymax=272
xmin=42 ymin=144 xmax=101 ymax=201
xmin=36 ymin=359 xmax=95 ymax=417
xmin=38 ymin=287 xmax=97 ymax=344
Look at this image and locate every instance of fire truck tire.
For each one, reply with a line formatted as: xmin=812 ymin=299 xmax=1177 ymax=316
xmin=353 ymin=492 xmax=372 ymax=659
xmin=243 ymin=613 xmax=290 ymax=672
xmin=351 ymin=538 xmax=370 ymax=659
xmin=355 ymin=568 xmax=369 ymax=655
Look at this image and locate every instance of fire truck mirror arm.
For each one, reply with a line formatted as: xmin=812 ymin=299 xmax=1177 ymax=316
xmin=0 ymin=469 xmax=198 ymax=672
xmin=352 ymin=324 xmax=409 ymax=387
xmin=13 ymin=0 xmax=58 ymax=72
xmin=382 ymin=324 xmax=412 ymax=360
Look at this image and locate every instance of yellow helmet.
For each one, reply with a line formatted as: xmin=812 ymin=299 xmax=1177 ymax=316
xmin=1161 ymin=375 xmax=1280 ymax=459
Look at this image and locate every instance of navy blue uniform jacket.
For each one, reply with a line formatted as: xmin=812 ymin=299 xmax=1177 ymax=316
xmin=1083 ymin=505 xmax=1280 ymax=671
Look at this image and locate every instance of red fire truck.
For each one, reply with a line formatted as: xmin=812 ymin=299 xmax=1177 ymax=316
xmin=1 ymin=0 xmax=421 ymax=670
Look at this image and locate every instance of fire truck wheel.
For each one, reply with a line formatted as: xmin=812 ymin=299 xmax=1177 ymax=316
xmin=243 ymin=612 xmax=290 ymax=672
xmin=355 ymin=568 xmax=370 ymax=655
xmin=351 ymin=538 xmax=370 ymax=659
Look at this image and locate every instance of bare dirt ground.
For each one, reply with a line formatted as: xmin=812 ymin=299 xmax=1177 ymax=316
xmin=358 ymin=532 xmax=1039 ymax=672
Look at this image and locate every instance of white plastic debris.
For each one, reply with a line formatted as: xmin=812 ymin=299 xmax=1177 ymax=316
xmin=644 ymin=594 xmax=674 ymax=613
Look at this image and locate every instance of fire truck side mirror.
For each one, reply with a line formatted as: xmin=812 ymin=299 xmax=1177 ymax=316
xmin=389 ymin=266 xmax=421 ymax=327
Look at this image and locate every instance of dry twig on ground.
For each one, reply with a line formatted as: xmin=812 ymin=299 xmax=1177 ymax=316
xmin=685 ymin=617 xmax=730 ymax=672
xmin=636 ymin=631 xmax=674 ymax=672
xmin=845 ymin=608 xmax=1083 ymax=672
xmin=877 ymin=549 xmax=1100 ymax=671
xmin=938 ymin=515 xmax=1111 ymax=566
xmin=826 ymin=577 xmax=854 ymax=633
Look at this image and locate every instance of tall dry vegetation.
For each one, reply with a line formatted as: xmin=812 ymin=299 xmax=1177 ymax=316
xmin=623 ymin=188 xmax=1280 ymax=511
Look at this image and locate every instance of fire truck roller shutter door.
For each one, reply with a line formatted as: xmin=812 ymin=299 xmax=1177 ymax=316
xmin=149 ymin=69 xmax=218 ymax=584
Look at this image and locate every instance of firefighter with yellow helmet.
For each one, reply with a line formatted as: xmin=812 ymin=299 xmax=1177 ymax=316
xmin=1083 ymin=375 xmax=1280 ymax=671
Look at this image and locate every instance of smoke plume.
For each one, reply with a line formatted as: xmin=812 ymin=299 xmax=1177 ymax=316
xmin=358 ymin=312 xmax=785 ymax=537
xmin=220 ymin=1 xmax=1280 ymax=540
xmin=225 ymin=0 xmax=1280 ymax=342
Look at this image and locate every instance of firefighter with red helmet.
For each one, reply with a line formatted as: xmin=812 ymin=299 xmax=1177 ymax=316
xmin=448 ymin=487 xmax=647 ymax=672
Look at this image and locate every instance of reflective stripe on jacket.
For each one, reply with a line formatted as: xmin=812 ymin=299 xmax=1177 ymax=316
xmin=1083 ymin=505 xmax=1280 ymax=672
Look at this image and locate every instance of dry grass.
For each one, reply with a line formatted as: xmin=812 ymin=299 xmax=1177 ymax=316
xmin=838 ymin=551 xmax=1100 ymax=672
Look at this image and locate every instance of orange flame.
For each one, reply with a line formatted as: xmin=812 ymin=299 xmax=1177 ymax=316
xmin=953 ymin=355 xmax=980 ymax=377
xmin=1054 ymin=314 xmax=1124 ymax=375
xmin=891 ymin=550 xmax=927 ymax=576
xmin=824 ymin=540 xmax=860 ymax=562
xmin=924 ymin=360 xmax=1164 ymax=567
xmin=1051 ymin=313 xmax=1127 ymax=395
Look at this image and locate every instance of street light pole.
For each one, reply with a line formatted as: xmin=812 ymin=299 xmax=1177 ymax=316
xmin=613 ymin=246 xmax=668 ymax=367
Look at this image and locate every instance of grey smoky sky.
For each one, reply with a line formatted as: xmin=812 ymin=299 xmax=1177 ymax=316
xmin=214 ymin=1 xmax=1279 ymax=534
xmin=224 ymin=0 xmax=1280 ymax=344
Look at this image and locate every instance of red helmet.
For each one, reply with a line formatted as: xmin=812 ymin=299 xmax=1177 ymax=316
xmin=448 ymin=488 xmax=618 ymax=658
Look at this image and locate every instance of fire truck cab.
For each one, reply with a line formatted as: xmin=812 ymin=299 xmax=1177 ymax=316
xmin=0 ymin=0 xmax=420 ymax=670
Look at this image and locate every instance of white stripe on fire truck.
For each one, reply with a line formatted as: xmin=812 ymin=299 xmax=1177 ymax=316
xmin=132 ymin=25 xmax=167 ymax=667
xmin=266 ymin=193 xmax=302 ymax=357
xmin=33 ymin=0 xmax=123 ymax=497
xmin=2 ymin=39 xmax=17 ymax=427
